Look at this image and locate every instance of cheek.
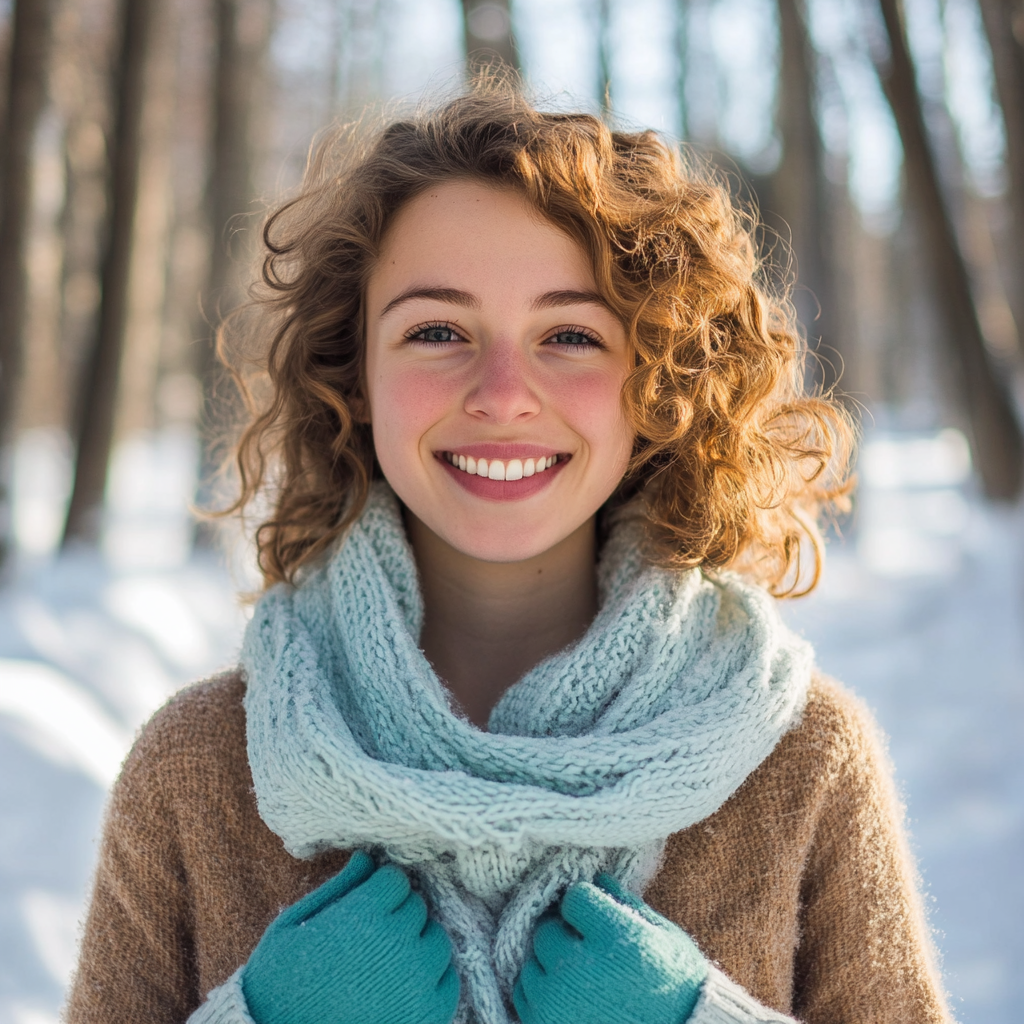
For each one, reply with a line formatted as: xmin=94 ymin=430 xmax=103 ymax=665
xmin=546 ymin=367 xmax=632 ymax=462
xmin=369 ymin=362 xmax=463 ymax=455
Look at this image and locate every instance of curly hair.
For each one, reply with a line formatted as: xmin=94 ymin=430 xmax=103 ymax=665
xmin=218 ymin=84 xmax=854 ymax=596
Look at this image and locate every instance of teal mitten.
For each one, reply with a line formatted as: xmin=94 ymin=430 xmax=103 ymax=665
xmin=513 ymin=874 xmax=708 ymax=1024
xmin=241 ymin=850 xmax=460 ymax=1024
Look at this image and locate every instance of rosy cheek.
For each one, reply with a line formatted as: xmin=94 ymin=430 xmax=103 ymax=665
xmin=371 ymin=361 xmax=464 ymax=452
xmin=543 ymin=366 xmax=631 ymax=455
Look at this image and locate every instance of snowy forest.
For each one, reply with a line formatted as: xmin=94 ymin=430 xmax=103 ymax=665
xmin=0 ymin=0 xmax=1022 ymax=1020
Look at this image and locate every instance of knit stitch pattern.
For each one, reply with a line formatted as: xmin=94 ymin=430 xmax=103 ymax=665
xmin=242 ymin=484 xmax=813 ymax=1024
xmin=690 ymin=969 xmax=798 ymax=1024
xmin=188 ymin=968 xmax=255 ymax=1024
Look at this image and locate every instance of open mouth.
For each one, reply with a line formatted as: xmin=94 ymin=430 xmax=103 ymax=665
xmin=435 ymin=448 xmax=572 ymax=501
xmin=440 ymin=451 xmax=565 ymax=481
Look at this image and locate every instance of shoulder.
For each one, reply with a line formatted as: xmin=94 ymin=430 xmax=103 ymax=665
xmin=125 ymin=669 xmax=247 ymax=769
xmin=772 ymin=673 xmax=889 ymax=782
xmin=132 ymin=669 xmax=247 ymax=752
xmin=691 ymin=671 xmax=910 ymax=883
xmin=725 ymin=673 xmax=899 ymax=835
xmin=112 ymin=670 xmax=250 ymax=819
xmin=656 ymin=674 xmax=897 ymax=882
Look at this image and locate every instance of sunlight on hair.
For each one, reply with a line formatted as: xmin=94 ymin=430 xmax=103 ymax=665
xmin=209 ymin=84 xmax=855 ymax=595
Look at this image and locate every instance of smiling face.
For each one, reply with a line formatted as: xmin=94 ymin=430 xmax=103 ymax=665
xmin=364 ymin=179 xmax=634 ymax=563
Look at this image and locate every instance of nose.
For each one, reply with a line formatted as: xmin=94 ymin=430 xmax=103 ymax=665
xmin=464 ymin=338 xmax=541 ymax=424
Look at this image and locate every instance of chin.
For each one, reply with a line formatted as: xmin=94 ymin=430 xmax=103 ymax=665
xmin=388 ymin=468 xmax=607 ymax=565
xmin=433 ymin=517 xmax=566 ymax=564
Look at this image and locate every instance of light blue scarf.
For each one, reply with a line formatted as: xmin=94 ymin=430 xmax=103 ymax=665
xmin=242 ymin=484 xmax=812 ymax=1024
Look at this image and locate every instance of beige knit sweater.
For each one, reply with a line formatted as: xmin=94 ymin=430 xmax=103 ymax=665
xmin=65 ymin=671 xmax=952 ymax=1024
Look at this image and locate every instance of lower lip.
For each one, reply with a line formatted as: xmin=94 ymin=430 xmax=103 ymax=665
xmin=438 ymin=455 xmax=569 ymax=501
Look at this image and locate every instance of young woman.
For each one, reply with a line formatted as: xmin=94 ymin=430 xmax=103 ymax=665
xmin=67 ymin=88 xmax=952 ymax=1024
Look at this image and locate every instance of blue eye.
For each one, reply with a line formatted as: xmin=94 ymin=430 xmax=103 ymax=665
xmin=410 ymin=324 xmax=462 ymax=344
xmin=417 ymin=327 xmax=458 ymax=344
xmin=550 ymin=330 xmax=601 ymax=348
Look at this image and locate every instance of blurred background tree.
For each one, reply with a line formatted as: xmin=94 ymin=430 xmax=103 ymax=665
xmin=0 ymin=0 xmax=55 ymax=568
xmin=0 ymin=0 xmax=1021 ymax=558
xmin=61 ymin=0 xmax=158 ymax=544
xmin=462 ymin=0 xmax=518 ymax=72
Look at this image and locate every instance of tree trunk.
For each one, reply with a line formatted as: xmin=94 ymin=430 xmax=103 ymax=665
xmin=978 ymin=0 xmax=1024 ymax=337
xmin=204 ymin=0 xmax=272 ymax=345
xmin=460 ymin=0 xmax=519 ymax=78
xmin=597 ymin=0 xmax=612 ymax=117
xmin=874 ymin=0 xmax=1023 ymax=499
xmin=773 ymin=0 xmax=840 ymax=394
xmin=675 ymin=0 xmax=688 ymax=140
xmin=62 ymin=0 xmax=157 ymax=545
xmin=115 ymin=0 xmax=178 ymax=437
xmin=327 ymin=0 xmax=346 ymax=117
xmin=193 ymin=0 xmax=272 ymax=545
xmin=53 ymin=7 xmax=114 ymax=445
xmin=0 ymin=0 xmax=55 ymax=566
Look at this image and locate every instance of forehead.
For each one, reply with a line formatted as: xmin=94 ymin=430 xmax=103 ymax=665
xmin=368 ymin=180 xmax=596 ymax=304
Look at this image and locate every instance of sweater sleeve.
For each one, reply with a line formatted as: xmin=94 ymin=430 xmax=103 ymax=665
xmin=64 ymin=714 xmax=201 ymax=1023
xmin=186 ymin=968 xmax=256 ymax=1024
xmin=791 ymin=684 xmax=952 ymax=1023
xmin=691 ymin=968 xmax=798 ymax=1024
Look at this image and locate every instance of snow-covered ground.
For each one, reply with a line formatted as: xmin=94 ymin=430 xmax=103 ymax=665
xmin=0 ymin=430 xmax=249 ymax=1024
xmin=0 ymin=426 xmax=1020 ymax=1024
xmin=784 ymin=455 xmax=1024 ymax=1023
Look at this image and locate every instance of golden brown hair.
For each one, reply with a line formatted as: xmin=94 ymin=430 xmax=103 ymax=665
xmin=219 ymin=84 xmax=854 ymax=596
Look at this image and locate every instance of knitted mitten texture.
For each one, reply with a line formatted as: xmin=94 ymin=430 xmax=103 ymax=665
xmin=513 ymin=876 xmax=708 ymax=1024
xmin=241 ymin=851 xmax=459 ymax=1024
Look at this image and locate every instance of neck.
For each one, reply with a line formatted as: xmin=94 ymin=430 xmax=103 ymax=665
xmin=405 ymin=511 xmax=599 ymax=729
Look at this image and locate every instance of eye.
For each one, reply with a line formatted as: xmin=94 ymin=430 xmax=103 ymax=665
xmin=545 ymin=327 xmax=604 ymax=349
xmin=407 ymin=322 xmax=465 ymax=346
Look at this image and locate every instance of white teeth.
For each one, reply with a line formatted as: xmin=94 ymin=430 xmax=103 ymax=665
xmin=445 ymin=453 xmax=560 ymax=479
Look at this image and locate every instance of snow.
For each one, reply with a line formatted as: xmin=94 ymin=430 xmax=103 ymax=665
xmin=0 ymin=430 xmax=248 ymax=1024
xmin=1 ymin=427 xmax=1021 ymax=1023
xmin=780 ymin=436 xmax=1024 ymax=1022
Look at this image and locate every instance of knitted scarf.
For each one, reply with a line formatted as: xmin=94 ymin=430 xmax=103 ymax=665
xmin=242 ymin=484 xmax=813 ymax=1024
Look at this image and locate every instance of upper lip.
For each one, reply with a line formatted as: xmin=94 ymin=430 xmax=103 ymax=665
xmin=438 ymin=443 xmax=567 ymax=460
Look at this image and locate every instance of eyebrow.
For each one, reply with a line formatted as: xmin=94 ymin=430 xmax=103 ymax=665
xmin=378 ymin=286 xmax=611 ymax=318
xmin=530 ymin=289 xmax=610 ymax=312
xmin=380 ymin=287 xmax=480 ymax=317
